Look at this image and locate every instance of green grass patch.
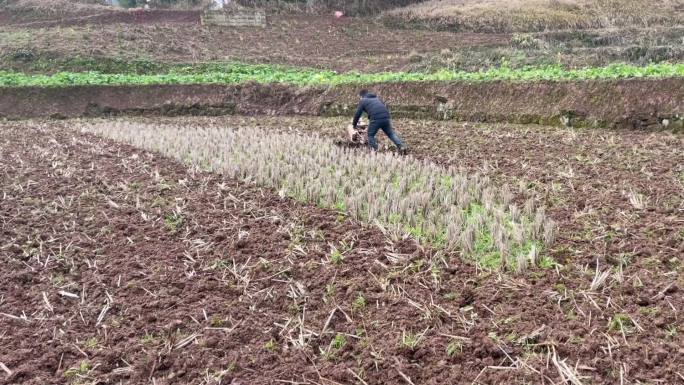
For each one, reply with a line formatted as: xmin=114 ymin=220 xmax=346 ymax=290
xmin=0 ymin=62 xmax=682 ymax=88
xmin=163 ymin=212 xmax=185 ymax=234
xmin=608 ymin=313 xmax=636 ymax=334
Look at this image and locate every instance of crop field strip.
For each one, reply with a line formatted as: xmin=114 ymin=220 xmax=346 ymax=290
xmin=81 ymin=121 xmax=555 ymax=271
xmin=188 ymin=115 xmax=684 ymax=267
xmin=1 ymin=119 xmax=682 ymax=385
xmin=1 ymin=62 xmax=683 ymax=88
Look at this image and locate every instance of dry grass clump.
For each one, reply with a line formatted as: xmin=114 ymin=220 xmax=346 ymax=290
xmin=233 ymin=0 xmax=422 ymax=15
xmin=384 ymin=0 xmax=684 ymax=33
xmin=81 ymin=121 xmax=555 ymax=271
xmin=2 ymin=0 xmax=111 ymax=17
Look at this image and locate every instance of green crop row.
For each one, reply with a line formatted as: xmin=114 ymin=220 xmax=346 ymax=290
xmin=0 ymin=62 xmax=682 ymax=87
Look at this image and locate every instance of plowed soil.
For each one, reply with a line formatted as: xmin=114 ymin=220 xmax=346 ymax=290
xmin=0 ymin=9 xmax=200 ymax=28
xmin=1 ymin=118 xmax=682 ymax=385
xmin=0 ymin=16 xmax=507 ymax=73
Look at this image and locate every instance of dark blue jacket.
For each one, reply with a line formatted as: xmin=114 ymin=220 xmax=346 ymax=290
xmin=353 ymin=93 xmax=391 ymax=127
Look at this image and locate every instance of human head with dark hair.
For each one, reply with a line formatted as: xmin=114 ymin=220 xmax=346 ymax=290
xmin=359 ymin=89 xmax=369 ymax=98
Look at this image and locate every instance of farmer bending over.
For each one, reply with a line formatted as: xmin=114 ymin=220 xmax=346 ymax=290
xmin=353 ymin=90 xmax=407 ymax=155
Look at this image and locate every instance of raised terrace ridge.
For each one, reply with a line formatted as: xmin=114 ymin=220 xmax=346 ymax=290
xmin=1 ymin=77 xmax=682 ymax=130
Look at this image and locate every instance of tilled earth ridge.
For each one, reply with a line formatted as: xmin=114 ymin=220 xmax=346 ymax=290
xmin=0 ymin=120 xmax=682 ymax=385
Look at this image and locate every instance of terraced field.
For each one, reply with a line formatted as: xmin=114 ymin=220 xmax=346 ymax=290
xmin=1 ymin=1 xmax=682 ymax=384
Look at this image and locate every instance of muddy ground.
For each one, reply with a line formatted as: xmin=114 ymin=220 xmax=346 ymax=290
xmin=1 ymin=118 xmax=682 ymax=385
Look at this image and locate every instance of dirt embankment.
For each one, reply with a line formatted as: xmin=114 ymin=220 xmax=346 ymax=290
xmin=1 ymin=78 xmax=682 ymax=129
xmin=329 ymin=78 xmax=684 ymax=129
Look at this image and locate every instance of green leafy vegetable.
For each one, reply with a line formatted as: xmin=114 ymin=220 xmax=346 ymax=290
xmin=0 ymin=62 xmax=681 ymax=88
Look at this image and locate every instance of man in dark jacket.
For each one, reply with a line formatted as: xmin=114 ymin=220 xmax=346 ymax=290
xmin=352 ymin=90 xmax=407 ymax=154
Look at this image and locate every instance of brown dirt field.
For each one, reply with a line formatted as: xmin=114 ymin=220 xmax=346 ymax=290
xmin=0 ymin=9 xmax=201 ymax=28
xmin=1 ymin=118 xmax=682 ymax=384
xmin=0 ymin=16 xmax=508 ymax=72
xmin=0 ymin=0 xmax=112 ymax=20
xmin=3 ymin=7 xmax=681 ymax=74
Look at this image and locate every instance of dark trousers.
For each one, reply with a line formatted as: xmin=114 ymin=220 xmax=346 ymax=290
xmin=368 ymin=119 xmax=403 ymax=151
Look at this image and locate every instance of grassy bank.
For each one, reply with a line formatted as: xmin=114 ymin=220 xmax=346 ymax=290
xmin=1 ymin=62 xmax=683 ymax=88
